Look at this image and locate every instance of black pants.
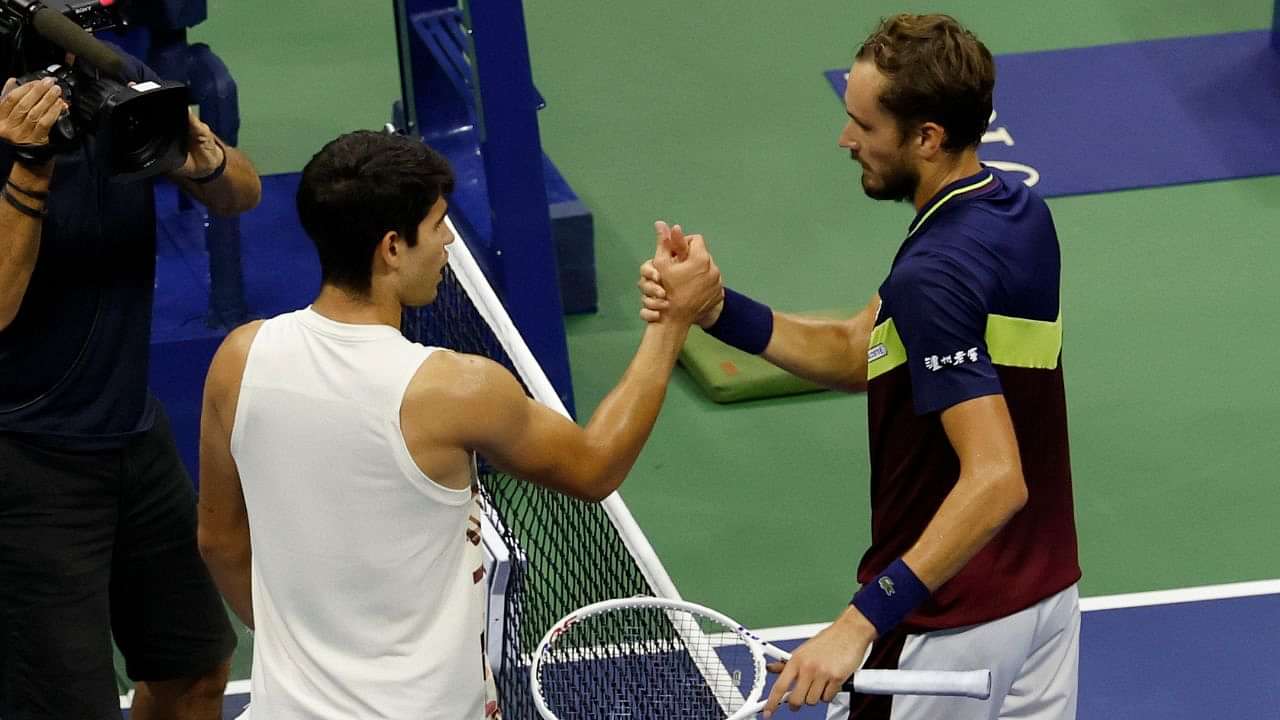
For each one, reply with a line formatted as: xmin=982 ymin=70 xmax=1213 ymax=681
xmin=0 ymin=411 xmax=236 ymax=719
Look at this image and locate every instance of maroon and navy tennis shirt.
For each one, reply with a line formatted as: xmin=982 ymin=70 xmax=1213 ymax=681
xmin=859 ymin=167 xmax=1081 ymax=632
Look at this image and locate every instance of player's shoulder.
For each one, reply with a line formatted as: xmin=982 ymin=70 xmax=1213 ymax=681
xmin=205 ymin=320 xmax=266 ymax=397
xmin=883 ymin=245 xmax=996 ymax=320
xmin=969 ymin=169 xmax=1055 ymax=233
xmin=413 ymin=348 xmax=507 ymax=382
xmin=894 ymin=213 xmax=1012 ymax=300
xmin=405 ymin=349 xmax=524 ymax=407
xmin=225 ymin=318 xmax=267 ymax=346
xmin=211 ymin=320 xmax=266 ymax=370
xmin=889 ymin=245 xmax=978 ymax=289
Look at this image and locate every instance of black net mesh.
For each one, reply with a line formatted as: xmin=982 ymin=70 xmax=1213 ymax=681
xmin=402 ymin=265 xmax=665 ymax=718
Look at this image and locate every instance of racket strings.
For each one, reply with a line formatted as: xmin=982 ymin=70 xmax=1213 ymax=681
xmin=536 ymin=606 xmax=756 ymax=719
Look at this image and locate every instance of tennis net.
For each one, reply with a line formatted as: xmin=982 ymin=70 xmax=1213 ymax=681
xmin=401 ymin=218 xmax=733 ymax=718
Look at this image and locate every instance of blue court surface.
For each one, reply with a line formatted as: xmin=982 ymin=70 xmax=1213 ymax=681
xmin=120 ymin=581 xmax=1280 ymax=718
xmin=824 ymin=30 xmax=1280 ymax=197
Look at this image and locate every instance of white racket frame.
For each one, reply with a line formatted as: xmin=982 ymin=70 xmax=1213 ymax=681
xmin=530 ymin=596 xmax=991 ymax=720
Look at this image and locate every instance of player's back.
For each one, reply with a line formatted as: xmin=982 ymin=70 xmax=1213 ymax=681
xmin=231 ymin=307 xmax=488 ymax=719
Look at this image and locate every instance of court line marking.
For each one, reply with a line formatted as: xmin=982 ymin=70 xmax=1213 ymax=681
xmin=748 ymin=578 xmax=1280 ymax=643
xmin=1076 ymin=577 xmax=1280 ymax=612
xmin=119 ymin=578 xmax=1279 ymax=707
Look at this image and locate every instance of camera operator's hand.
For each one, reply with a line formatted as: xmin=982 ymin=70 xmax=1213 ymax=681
xmin=173 ymin=109 xmax=226 ymax=180
xmin=0 ymin=78 xmax=68 ymax=149
xmin=164 ymin=105 xmax=261 ymax=216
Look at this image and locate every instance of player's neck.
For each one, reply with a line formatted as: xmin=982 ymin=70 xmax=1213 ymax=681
xmin=311 ymin=284 xmax=403 ymax=331
xmin=912 ymin=151 xmax=984 ymax=211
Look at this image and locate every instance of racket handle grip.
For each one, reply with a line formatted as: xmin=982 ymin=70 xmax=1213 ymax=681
xmin=846 ymin=669 xmax=992 ymax=700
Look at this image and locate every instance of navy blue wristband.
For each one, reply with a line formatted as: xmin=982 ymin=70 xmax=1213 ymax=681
xmin=850 ymin=558 xmax=930 ymax=637
xmin=703 ymin=287 xmax=773 ymax=354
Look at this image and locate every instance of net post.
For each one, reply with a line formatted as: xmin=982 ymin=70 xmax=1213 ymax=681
xmin=463 ymin=0 xmax=576 ymax=414
xmin=393 ymin=0 xmax=578 ymax=414
xmin=391 ymin=0 xmax=419 ymax=137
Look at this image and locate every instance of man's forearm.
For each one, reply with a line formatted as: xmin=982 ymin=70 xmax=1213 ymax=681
xmin=761 ymin=311 xmax=870 ymax=393
xmin=578 ymin=321 xmax=690 ymax=496
xmin=172 ymin=144 xmax=262 ymax=217
xmin=902 ymin=397 xmax=1028 ymax=591
xmin=901 ymin=464 xmax=1027 ymax=591
xmin=0 ymin=160 xmax=52 ymax=330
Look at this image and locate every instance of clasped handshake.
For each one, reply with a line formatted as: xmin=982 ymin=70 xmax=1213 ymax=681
xmin=637 ymin=220 xmax=727 ymax=329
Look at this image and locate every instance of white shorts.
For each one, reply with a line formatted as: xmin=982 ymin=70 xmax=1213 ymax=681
xmin=828 ymin=583 xmax=1080 ymax=720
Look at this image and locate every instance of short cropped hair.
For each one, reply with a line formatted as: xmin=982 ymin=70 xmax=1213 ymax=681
xmin=856 ymin=14 xmax=995 ymax=151
xmin=296 ymin=131 xmax=454 ymax=295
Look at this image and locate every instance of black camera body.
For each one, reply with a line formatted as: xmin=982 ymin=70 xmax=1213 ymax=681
xmin=0 ymin=0 xmax=190 ymax=181
xmin=17 ymin=61 xmax=189 ymax=180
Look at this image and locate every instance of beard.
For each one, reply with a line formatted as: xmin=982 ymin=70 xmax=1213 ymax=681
xmin=861 ymin=159 xmax=919 ymax=203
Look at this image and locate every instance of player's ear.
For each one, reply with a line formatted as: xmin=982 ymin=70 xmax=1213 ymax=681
xmin=373 ymin=229 xmax=401 ymax=273
xmin=917 ymin=121 xmax=947 ymax=158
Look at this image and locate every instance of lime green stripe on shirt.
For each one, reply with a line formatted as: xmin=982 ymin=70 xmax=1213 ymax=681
xmin=985 ymin=313 xmax=1062 ymax=369
xmin=867 ymin=318 xmax=907 ymax=381
xmin=865 ymin=312 xmax=1061 ymax=380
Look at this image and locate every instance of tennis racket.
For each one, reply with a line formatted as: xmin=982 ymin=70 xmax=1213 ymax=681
xmin=530 ymin=596 xmax=990 ymax=720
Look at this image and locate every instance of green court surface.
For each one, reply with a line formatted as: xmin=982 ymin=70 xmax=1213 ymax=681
xmin=173 ymin=0 xmax=1280 ymax=690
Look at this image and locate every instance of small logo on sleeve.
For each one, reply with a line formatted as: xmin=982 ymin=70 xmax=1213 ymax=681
xmin=878 ymin=577 xmax=896 ymax=596
xmin=924 ymin=347 xmax=979 ymax=372
xmin=868 ymin=344 xmax=888 ymax=362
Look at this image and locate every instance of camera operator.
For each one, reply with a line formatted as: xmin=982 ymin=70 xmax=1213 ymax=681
xmin=0 ymin=43 xmax=261 ymax=719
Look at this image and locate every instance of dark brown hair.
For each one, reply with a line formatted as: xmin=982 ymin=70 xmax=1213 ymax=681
xmin=855 ymin=14 xmax=995 ymax=152
xmin=297 ymin=131 xmax=454 ymax=295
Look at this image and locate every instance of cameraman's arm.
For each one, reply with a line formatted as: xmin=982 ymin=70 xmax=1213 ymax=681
xmin=0 ymin=159 xmax=52 ymax=331
xmin=0 ymin=78 xmax=66 ymax=331
xmin=169 ymin=111 xmax=262 ymax=217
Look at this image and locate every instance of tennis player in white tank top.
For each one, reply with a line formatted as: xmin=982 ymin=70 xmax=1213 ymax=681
xmin=195 ymin=131 xmax=723 ymax=718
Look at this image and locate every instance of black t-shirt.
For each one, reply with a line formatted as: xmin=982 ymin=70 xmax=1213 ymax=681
xmin=0 ymin=53 xmax=164 ymax=447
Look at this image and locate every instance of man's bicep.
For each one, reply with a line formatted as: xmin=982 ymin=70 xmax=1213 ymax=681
xmin=197 ymin=363 xmax=248 ymax=541
xmin=940 ymin=394 xmax=1020 ymax=467
xmin=198 ymin=416 xmax=247 ymax=533
xmin=486 ymin=400 xmax=598 ymax=496
xmin=451 ymin=358 xmax=593 ymax=494
xmin=892 ymin=258 xmax=1001 ymax=414
xmin=197 ymin=324 xmax=259 ymax=540
xmin=841 ymin=292 xmax=882 ymax=352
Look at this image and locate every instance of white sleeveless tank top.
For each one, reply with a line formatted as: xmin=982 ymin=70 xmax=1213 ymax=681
xmin=231 ymin=307 xmax=493 ymax=718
